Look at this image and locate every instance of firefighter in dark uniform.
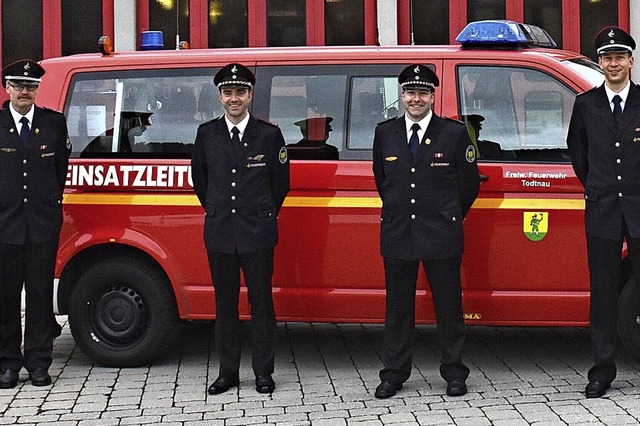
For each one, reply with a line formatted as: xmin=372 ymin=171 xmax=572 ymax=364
xmin=191 ymin=63 xmax=290 ymax=395
xmin=0 ymin=60 xmax=70 ymax=388
xmin=372 ymin=64 xmax=480 ymax=398
xmin=567 ymin=27 xmax=639 ymax=398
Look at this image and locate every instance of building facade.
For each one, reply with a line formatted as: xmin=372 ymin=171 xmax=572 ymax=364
xmin=0 ymin=0 xmax=636 ymax=68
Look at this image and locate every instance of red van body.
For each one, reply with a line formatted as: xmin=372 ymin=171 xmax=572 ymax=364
xmin=33 ymin=23 xmax=640 ymax=366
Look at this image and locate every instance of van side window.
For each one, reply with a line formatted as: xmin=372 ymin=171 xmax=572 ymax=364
xmin=348 ymin=76 xmax=401 ymax=150
xmin=65 ymin=69 xmax=218 ymax=158
xmin=254 ymin=64 xmax=406 ymax=160
xmin=457 ymin=65 xmax=575 ymax=162
xmin=263 ymin=73 xmax=346 ymax=160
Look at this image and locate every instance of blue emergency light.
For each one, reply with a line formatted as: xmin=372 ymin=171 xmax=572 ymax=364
xmin=456 ymin=20 xmax=557 ymax=49
xmin=141 ymin=31 xmax=164 ymax=51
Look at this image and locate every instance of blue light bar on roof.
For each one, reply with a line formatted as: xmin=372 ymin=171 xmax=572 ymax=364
xmin=455 ymin=20 xmax=557 ymax=48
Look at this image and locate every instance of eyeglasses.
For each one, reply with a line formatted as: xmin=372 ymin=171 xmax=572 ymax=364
xmin=7 ymin=82 xmax=38 ymax=92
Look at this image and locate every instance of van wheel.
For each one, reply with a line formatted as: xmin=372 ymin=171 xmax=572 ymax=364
xmin=69 ymin=257 xmax=180 ymax=367
xmin=617 ymin=276 xmax=640 ymax=360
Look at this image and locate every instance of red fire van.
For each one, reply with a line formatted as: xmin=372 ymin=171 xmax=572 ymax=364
xmin=33 ymin=21 xmax=639 ymax=366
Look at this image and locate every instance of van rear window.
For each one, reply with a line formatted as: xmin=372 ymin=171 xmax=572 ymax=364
xmin=65 ymin=68 xmax=218 ymax=158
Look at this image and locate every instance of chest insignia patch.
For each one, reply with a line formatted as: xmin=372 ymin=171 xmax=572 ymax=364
xmin=466 ymin=144 xmax=477 ymax=163
xmin=279 ymin=146 xmax=288 ymax=164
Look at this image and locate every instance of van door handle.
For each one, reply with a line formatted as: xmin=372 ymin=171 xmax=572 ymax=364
xmin=479 ymin=174 xmax=489 ymax=182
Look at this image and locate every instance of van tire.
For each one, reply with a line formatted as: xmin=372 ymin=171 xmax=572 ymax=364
xmin=68 ymin=257 xmax=180 ymax=367
xmin=617 ymin=276 xmax=640 ymax=360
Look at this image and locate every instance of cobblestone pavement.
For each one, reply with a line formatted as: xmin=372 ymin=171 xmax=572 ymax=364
xmin=1 ymin=319 xmax=640 ymax=425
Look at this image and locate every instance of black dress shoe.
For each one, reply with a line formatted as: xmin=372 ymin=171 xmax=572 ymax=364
xmin=446 ymin=379 xmax=467 ymax=396
xmin=0 ymin=369 xmax=19 ymax=389
xmin=585 ymin=380 xmax=610 ymax=398
xmin=207 ymin=376 xmax=239 ymax=395
xmin=374 ymin=380 xmax=402 ymax=399
xmin=29 ymin=368 xmax=51 ymax=387
xmin=255 ymin=375 xmax=275 ymax=393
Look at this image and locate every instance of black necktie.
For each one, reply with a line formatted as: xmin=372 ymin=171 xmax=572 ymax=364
xmin=613 ymin=95 xmax=623 ymax=125
xmin=409 ymin=123 xmax=420 ymax=158
xmin=231 ymin=126 xmax=240 ymax=154
xmin=19 ymin=116 xmax=30 ymax=144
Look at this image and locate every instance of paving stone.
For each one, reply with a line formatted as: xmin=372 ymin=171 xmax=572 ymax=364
xmin=118 ymin=416 xmax=162 ymax=425
xmin=265 ymin=412 xmax=309 ymax=423
xmin=348 ymin=406 xmax=390 ymax=418
xmin=379 ymin=412 xmax=416 ymax=423
xmin=492 ymin=420 xmax=530 ymax=426
xmin=226 ymin=416 xmax=266 ymax=425
xmin=414 ymin=410 xmax=455 ymax=425
xmin=284 ymin=403 xmax=325 ymax=414
xmin=454 ymin=417 xmax=492 ymax=426
xmin=312 ymin=419 xmax=346 ymax=426
xmin=77 ymin=420 xmax=120 ymax=426
xmin=100 ymin=408 xmax=143 ymax=418
xmin=308 ymin=409 xmax=350 ymax=420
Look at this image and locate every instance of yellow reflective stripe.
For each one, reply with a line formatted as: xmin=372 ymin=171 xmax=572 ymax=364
xmin=472 ymin=198 xmax=585 ymax=210
xmin=63 ymin=194 xmax=585 ymax=210
xmin=283 ymin=196 xmax=381 ymax=208
xmin=284 ymin=197 xmax=584 ymax=209
xmin=63 ymin=193 xmax=201 ymax=206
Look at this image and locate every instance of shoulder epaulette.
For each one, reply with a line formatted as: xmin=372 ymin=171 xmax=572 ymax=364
xmin=257 ymin=116 xmax=279 ymax=127
xmin=577 ymin=85 xmax=599 ymax=97
xmin=199 ymin=115 xmax=222 ymax=127
xmin=42 ymin=106 xmax=64 ymax=115
xmin=444 ymin=116 xmax=465 ymax=125
xmin=376 ymin=116 xmax=399 ymax=126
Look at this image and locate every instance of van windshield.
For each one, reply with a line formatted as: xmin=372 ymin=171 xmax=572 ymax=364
xmin=564 ymin=58 xmax=604 ymax=88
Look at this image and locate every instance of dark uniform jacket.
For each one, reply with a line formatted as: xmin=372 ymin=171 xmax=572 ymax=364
xmin=567 ymin=82 xmax=640 ymax=239
xmin=373 ymin=114 xmax=480 ymax=260
xmin=0 ymin=105 xmax=70 ymax=245
xmin=191 ymin=114 xmax=290 ymax=254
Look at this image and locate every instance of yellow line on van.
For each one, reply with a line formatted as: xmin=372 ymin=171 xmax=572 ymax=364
xmin=63 ymin=193 xmax=585 ymax=210
xmin=63 ymin=193 xmax=201 ymax=206
xmin=283 ymin=197 xmax=381 ymax=208
xmin=284 ymin=197 xmax=584 ymax=209
xmin=472 ymin=198 xmax=584 ymax=210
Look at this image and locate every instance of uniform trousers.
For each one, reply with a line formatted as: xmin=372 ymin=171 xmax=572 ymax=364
xmin=0 ymin=237 xmax=60 ymax=372
xmin=586 ymin=232 xmax=640 ymax=384
xmin=207 ymin=248 xmax=276 ymax=378
xmin=380 ymin=256 xmax=469 ymax=385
